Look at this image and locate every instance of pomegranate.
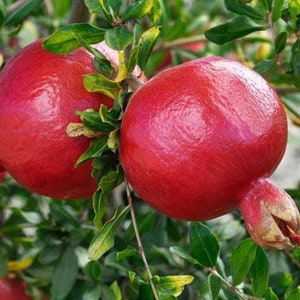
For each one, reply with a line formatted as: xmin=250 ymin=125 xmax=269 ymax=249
xmin=0 ymin=277 xmax=32 ymax=300
xmin=119 ymin=57 xmax=300 ymax=249
xmin=0 ymin=39 xmax=121 ymax=199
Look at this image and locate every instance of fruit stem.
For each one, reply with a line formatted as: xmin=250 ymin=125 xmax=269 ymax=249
xmin=124 ymin=178 xmax=160 ymax=300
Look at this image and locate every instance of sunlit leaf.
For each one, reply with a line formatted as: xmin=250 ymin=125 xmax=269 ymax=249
xmin=122 ymin=0 xmax=153 ymax=21
xmin=42 ymin=23 xmax=105 ymax=54
xmin=105 ymin=26 xmax=133 ymax=50
xmin=88 ymin=205 xmax=130 ymax=260
xmin=272 ymin=0 xmax=284 ymax=22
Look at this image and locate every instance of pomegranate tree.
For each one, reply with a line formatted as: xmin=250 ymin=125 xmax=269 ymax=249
xmin=119 ymin=57 xmax=300 ymax=249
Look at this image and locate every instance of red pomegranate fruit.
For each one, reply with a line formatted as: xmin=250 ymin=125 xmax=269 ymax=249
xmin=0 ymin=39 xmax=122 ymax=200
xmin=0 ymin=277 xmax=32 ymax=300
xmin=119 ymin=57 xmax=300 ymax=249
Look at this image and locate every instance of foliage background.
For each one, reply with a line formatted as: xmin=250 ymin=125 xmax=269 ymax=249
xmin=1 ymin=0 xmax=300 ymax=299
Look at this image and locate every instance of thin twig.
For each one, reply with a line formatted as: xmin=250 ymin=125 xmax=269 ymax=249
xmin=124 ymin=178 xmax=160 ymax=300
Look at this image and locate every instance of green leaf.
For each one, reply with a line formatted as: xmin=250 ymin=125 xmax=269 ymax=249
xmin=224 ymin=0 xmax=264 ymax=19
xmin=99 ymin=104 xmax=121 ymax=126
xmin=117 ymin=246 xmax=139 ymax=261
xmin=254 ymin=59 xmax=277 ymax=76
xmin=287 ymin=287 xmax=300 ymax=300
xmin=83 ymin=73 xmax=121 ymax=99
xmin=42 ymin=23 xmax=105 ymax=54
xmin=290 ymin=38 xmax=300 ymax=87
xmin=264 ymin=287 xmax=279 ymax=300
xmin=51 ymin=245 xmax=79 ymax=300
xmin=149 ymin=0 xmax=162 ymax=23
xmin=205 ymin=16 xmax=267 ymax=45
xmin=38 ymin=245 xmax=63 ymax=265
xmin=107 ymin=129 xmax=119 ymax=152
xmin=92 ymin=189 xmax=108 ymax=229
xmin=4 ymin=0 xmax=42 ymax=26
xmin=272 ymin=0 xmax=284 ymax=22
xmin=0 ymin=247 xmax=8 ymax=278
xmin=76 ymin=136 xmax=108 ymax=166
xmin=104 ymin=26 xmax=133 ymax=50
xmin=138 ymin=26 xmax=161 ymax=70
xmin=99 ymin=167 xmax=123 ymax=194
xmin=230 ymin=238 xmax=257 ymax=286
xmin=76 ymin=109 xmax=114 ymax=133
xmin=289 ymin=0 xmax=300 ymax=24
xmin=110 ymin=281 xmax=122 ymax=300
xmin=122 ymin=0 xmax=154 ymax=21
xmin=208 ymin=273 xmax=222 ymax=300
xmin=189 ymin=222 xmax=220 ymax=267
xmin=249 ymin=247 xmax=269 ymax=297
xmin=88 ymin=205 xmax=130 ymax=260
xmin=154 ymin=275 xmax=194 ymax=297
xmin=84 ymin=0 xmax=103 ymax=14
xmin=169 ymin=246 xmax=200 ymax=265
xmin=275 ymin=31 xmax=287 ymax=54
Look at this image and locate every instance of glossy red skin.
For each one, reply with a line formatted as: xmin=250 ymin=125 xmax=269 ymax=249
xmin=120 ymin=57 xmax=287 ymax=221
xmin=0 ymin=277 xmax=32 ymax=300
xmin=0 ymin=39 xmax=114 ymax=199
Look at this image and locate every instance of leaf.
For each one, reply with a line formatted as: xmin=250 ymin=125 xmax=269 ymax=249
xmin=272 ymin=0 xmax=284 ymax=22
xmin=42 ymin=23 xmax=105 ymax=54
xmin=92 ymin=189 xmax=108 ymax=229
xmin=169 ymin=246 xmax=200 ymax=265
xmin=205 ymin=16 xmax=267 ymax=45
xmin=249 ymin=247 xmax=269 ymax=297
xmin=99 ymin=167 xmax=123 ymax=194
xmin=122 ymin=0 xmax=154 ymax=21
xmin=208 ymin=273 xmax=222 ymax=300
xmin=0 ymin=247 xmax=8 ymax=278
xmin=83 ymin=73 xmax=121 ymax=99
xmin=116 ymin=246 xmax=139 ymax=261
xmin=51 ymin=245 xmax=79 ymax=300
xmin=289 ymin=0 xmax=300 ymax=24
xmin=76 ymin=109 xmax=114 ymax=133
xmin=224 ymin=0 xmax=264 ymax=19
xmin=105 ymin=26 xmax=133 ymax=50
xmin=154 ymin=275 xmax=194 ymax=297
xmin=230 ymin=238 xmax=257 ymax=286
xmin=264 ymin=287 xmax=280 ymax=300
xmin=138 ymin=26 xmax=161 ymax=70
xmin=290 ymin=38 xmax=300 ymax=87
xmin=110 ymin=281 xmax=122 ymax=300
xmin=4 ymin=0 xmax=43 ymax=26
xmin=275 ymin=31 xmax=287 ymax=54
xmin=189 ymin=222 xmax=220 ymax=267
xmin=38 ymin=245 xmax=63 ymax=265
xmin=88 ymin=205 xmax=130 ymax=260
xmin=76 ymin=136 xmax=108 ymax=166
xmin=254 ymin=59 xmax=277 ymax=76
xmin=286 ymin=287 xmax=300 ymax=300
xmin=149 ymin=0 xmax=162 ymax=23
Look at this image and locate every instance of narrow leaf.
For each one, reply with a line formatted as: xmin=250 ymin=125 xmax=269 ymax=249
xmin=208 ymin=273 xmax=222 ymax=300
xmin=105 ymin=26 xmax=133 ymax=50
xmin=83 ymin=73 xmax=121 ymax=99
xmin=264 ymin=287 xmax=280 ymax=300
xmin=230 ymin=238 xmax=257 ymax=286
xmin=290 ymin=38 xmax=300 ymax=87
xmin=92 ymin=189 xmax=108 ymax=229
xmin=286 ymin=287 xmax=300 ymax=300
xmin=42 ymin=23 xmax=105 ymax=54
xmin=275 ymin=31 xmax=287 ymax=54
xmin=205 ymin=16 xmax=267 ymax=45
xmin=224 ymin=0 xmax=264 ymax=19
xmin=117 ymin=246 xmax=139 ymax=261
xmin=169 ymin=246 xmax=200 ymax=265
xmin=149 ymin=0 xmax=162 ymax=23
xmin=88 ymin=205 xmax=130 ymax=260
xmin=190 ymin=222 xmax=220 ymax=267
xmin=138 ymin=26 xmax=161 ymax=70
xmin=122 ymin=0 xmax=153 ymax=21
xmin=51 ymin=245 xmax=78 ymax=300
xmin=249 ymin=247 xmax=269 ymax=297
xmin=272 ymin=0 xmax=284 ymax=22
xmin=4 ymin=0 xmax=42 ymax=26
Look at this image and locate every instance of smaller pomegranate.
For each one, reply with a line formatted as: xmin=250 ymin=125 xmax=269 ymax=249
xmin=0 ymin=277 xmax=32 ymax=300
xmin=120 ymin=57 xmax=300 ymax=249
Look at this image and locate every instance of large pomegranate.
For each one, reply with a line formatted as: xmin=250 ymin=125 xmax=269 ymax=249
xmin=0 ymin=277 xmax=32 ymax=300
xmin=0 ymin=39 xmax=119 ymax=200
xmin=119 ymin=57 xmax=300 ymax=249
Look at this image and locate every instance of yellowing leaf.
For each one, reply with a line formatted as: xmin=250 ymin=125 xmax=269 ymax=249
xmin=8 ymin=257 xmax=34 ymax=271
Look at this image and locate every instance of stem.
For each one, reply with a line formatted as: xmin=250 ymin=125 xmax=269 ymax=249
xmin=124 ymin=178 xmax=160 ymax=300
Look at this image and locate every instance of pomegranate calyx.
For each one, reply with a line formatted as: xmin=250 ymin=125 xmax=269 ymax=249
xmin=238 ymin=179 xmax=300 ymax=249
